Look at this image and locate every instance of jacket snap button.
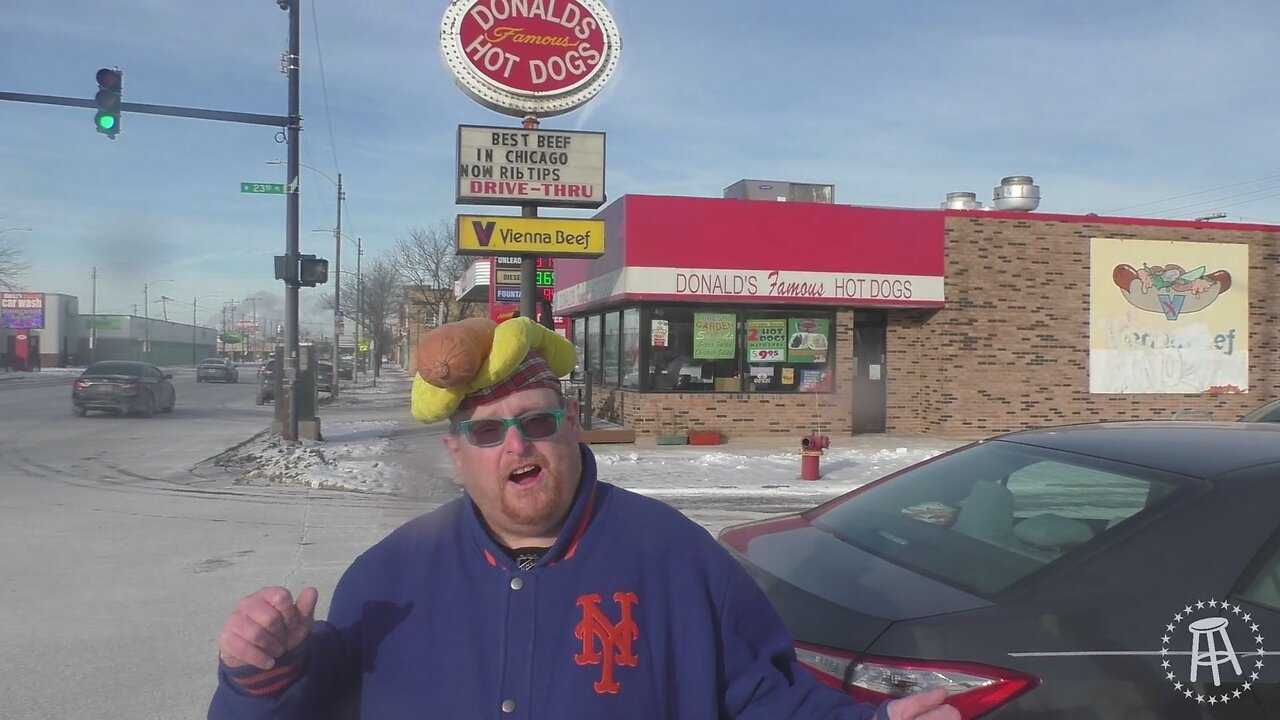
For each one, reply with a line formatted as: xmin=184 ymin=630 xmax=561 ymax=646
xmin=502 ymin=699 xmax=516 ymax=713
xmin=510 ymin=577 xmax=524 ymax=591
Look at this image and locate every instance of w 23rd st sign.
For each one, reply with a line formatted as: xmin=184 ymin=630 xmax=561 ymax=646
xmin=440 ymin=0 xmax=622 ymax=118
xmin=456 ymin=215 xmax=605 ymax=258
xmin=457 ymin=125 xmax=605 ymax=208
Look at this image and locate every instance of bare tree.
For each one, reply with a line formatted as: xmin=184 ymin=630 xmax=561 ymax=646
xmin=351 ymin=253 xmax=402 ymax=379
xmin=392 ymin=221 xmax=482 ymax=326
xmin=0 ymin=223 xmax=31 ymax=290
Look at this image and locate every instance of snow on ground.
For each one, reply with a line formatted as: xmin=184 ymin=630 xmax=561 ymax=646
xmin=216 ymin=420 xmax=415 ymax=494
xmin=593 ymin=439 xmax=958 ymax=500
xmin=210 ymin=364 xmax=965 ymax=531
xmin=0 ymin=367 xmax=85 ymax=381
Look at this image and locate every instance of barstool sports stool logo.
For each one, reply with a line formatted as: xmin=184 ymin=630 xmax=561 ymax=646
xmin=1161 ymin=599 xmax=1266 ymax=706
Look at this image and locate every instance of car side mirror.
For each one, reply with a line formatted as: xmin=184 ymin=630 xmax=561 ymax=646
xmin=164 ymin=373 xmax=173 ymax=380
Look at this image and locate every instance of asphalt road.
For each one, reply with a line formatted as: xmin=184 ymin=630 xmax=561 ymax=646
xmin=0 ymin=368 xmax=427 ymax=719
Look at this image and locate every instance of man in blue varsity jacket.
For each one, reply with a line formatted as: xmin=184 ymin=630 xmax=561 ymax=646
xmin=210 ymin=317 xmax=957 ymax=720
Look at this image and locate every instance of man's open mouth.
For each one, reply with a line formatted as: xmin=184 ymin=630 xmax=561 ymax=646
xmin=508 ymin=464 xmax=542 ymax=486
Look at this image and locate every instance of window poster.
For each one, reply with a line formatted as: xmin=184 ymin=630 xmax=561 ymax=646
xmin=651 ymin=319 xmax=669 ymax=348
xmin=746 ymin=318 xmax=787 ymax=363
xmin=787 ymin=317 xmax=830 ymax=363
xmin=693 ymin=312 xmax=736 ymax=359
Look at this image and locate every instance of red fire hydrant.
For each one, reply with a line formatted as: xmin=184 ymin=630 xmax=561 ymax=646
xmin=799 ymin=433 xmax=830 ymax=481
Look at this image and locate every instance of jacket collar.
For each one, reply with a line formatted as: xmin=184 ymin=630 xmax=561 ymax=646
xmin=466 ymin=442 xmax=600 ymax=571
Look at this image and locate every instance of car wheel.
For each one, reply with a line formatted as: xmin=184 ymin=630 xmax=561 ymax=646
xmin=73 ymin=405 xmax=87 ymax=417
xmin=139 ymin=392 xmax=155 ymax=418
xmin=255 ymin=393 xmax=265 ymax=406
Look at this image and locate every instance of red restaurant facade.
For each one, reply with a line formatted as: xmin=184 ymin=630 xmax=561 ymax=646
xmin=553 ymin=194 xmax=1280 ymax=440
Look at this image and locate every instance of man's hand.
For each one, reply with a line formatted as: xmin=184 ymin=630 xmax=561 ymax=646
xmin=218 ymin=586 xmax=318 ymax=670
xmin=884 ymin=687 xmax=959 ymax=720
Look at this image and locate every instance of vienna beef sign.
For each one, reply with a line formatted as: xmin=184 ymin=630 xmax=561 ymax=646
xmin=441 ymin=0 xmax=622 ymax=117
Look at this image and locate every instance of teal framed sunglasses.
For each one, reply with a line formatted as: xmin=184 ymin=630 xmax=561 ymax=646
xmin=454 ymin=408 xmax=566 ymax=448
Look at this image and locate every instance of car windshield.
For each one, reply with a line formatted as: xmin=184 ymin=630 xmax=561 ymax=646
xmin=1240 ymin=399 xmax=1280 ymax=423
xmin=200 ymin=358 xmax=226 ymax=365
xmin=84 ymin=362 xmax=143 ymax=376
xmin=807 ymin=440 xmax=1195 ymax=596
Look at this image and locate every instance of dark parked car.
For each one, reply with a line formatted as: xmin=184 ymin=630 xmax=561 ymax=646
xmin=196 ymin=357 xmax=239 ymax=383
xmin=720 ymin=422 xmax=1280 ymax=719
xmin=255 ymin=359 xmax=333 ymax=405
xmin=1240 ymin=398 xmax=1280 ymax=423
xmin=72 ymin=360 xmax=176 ymax=417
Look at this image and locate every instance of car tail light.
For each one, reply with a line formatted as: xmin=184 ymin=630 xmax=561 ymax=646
xmin=73 ymin=380 xmax=88 ymax=390
xmin=123 ymin=381 xmax=144 ymax=394
xmin=794 ymin=642 xmax=1037 ymax=719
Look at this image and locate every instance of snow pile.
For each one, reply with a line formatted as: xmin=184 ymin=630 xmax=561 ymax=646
xmin=217 ymin=420 xmax=411 ymax=494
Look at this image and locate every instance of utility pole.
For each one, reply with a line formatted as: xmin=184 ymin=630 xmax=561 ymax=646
xmin=332 ymin=172 xmax=343 ymax=398
xmin=355 ymin=236 xmax=363 ymax=381
xmin=160 ymin=295 xmax=170 ymax=322
xmin=250 ymin=297 xmax=257 ymax=360
xmin=90 ymin=267 xmax=97 ymax=364
xmin=192 ymin=297 xmax=199 ymax=366
xmin=519 ymin=115 xmax=540 ymax=321
xmin=282 ymin=0 xmax=302 ymax=442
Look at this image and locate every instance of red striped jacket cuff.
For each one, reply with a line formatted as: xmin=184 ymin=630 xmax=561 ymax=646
xmin=221 ymin=646 xmax=308 ymax=697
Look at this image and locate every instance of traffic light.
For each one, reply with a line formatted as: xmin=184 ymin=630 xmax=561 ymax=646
xmin=299 ymin=255 xmax=329 ymax=287
xmin=94 ymin=68 xmax=123 ymax=138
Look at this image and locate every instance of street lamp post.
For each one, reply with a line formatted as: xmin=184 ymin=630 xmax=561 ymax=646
xmin=143 ymin=279 xmax=173 ymax=363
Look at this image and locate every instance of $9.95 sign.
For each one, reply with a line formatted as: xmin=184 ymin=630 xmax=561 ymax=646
xmin=440 ymin=0 xmax=622 ymax=118
xmin=746 ymin=319 xmax=788 ymax=363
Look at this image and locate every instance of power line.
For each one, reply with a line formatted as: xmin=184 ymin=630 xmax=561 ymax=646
xmin=1102 ymin=173 xmax=1280 ymax=214
xmin=1150 ymin=183 xmax=1280 ymax=219
xmin=309 ymin=0 xmax=342 ymax=180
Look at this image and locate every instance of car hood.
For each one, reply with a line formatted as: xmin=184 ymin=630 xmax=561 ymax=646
xmin=723 ymin=519 xmax=991 ymax=652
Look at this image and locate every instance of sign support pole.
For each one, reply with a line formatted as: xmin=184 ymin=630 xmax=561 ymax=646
xmin=519 ymin=114 xmax=540 ymax=321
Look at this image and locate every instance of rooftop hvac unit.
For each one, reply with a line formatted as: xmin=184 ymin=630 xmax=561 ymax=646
xmin=724 ymin=179 xmax=835 ymax=204
xmin=992 ymin=176 xmax=1041 ymax=211
xmin=941 ymin=191 xmax=983 ymax=210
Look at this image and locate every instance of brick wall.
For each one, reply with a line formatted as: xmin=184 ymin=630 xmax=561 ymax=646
xmin=888 ymin=216 xmax=1280 ymax=439
xmin=581 ymin=308 xmax=856 ymax=439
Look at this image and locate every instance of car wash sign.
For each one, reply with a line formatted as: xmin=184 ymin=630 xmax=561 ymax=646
xmin=0 ymin=292 xmax=44 ymax=329
xmin=440 ymin=0 xmax=622 ymax=118
xmin=457 ymin=125 xmax=606 ymax=208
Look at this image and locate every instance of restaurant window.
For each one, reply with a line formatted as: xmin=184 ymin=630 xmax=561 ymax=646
xmin=621 ymin=307 xmax=641 ymax=389
xmin=572 ymin=317 xmax=586 ymax=380
xmin=743 ymin=311 xmax=834 ymax=393
xmin=647 ymin=307 xmax=740 ymax=392
xmin=586 ymin=315 xmax=602 ymax=385
xmin=603 ymin=311 xmax=621 ymax=386
xmin=640 ymin=307 xmax=835 ymax=393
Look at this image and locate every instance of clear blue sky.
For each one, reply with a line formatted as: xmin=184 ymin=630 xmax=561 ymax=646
xmin=3 ymin=0 xmax=1279 ymax=332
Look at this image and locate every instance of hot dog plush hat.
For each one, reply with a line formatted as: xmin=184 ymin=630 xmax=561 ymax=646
xmin=411 ymin=316 xmax=577 ymax=424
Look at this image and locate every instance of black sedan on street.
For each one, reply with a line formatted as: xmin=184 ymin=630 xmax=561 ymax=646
xmin=72 ymin=360 xmax=176 ymax=417
xmin=255 ymin=359 xmax=333 ymax=405
xmin=720 ymin=422 xmax=1280 ymax=719
xmin=196 ymin=357 xmax=239 ymax=383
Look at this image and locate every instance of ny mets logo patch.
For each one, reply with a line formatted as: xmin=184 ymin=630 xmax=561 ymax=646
xmin=574 ymin=591 xmax=639 ymax=693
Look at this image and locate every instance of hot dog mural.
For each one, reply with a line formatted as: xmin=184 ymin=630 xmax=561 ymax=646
xmin=1111 ymin=263 xmax=1232 ymax=321
xmin=1090 ymin=238 xmax=1249 ymax=394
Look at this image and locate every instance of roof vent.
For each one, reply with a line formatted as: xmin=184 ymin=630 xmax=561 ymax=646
xmin=992 ymin=176 xmax=1040 ymax=211
xmin=941 ymin=191 xmax=983 ymax=210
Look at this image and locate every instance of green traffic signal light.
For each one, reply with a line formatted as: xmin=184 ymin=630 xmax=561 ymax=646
xmin=93 ymin=67 xmax=123 ymax=138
